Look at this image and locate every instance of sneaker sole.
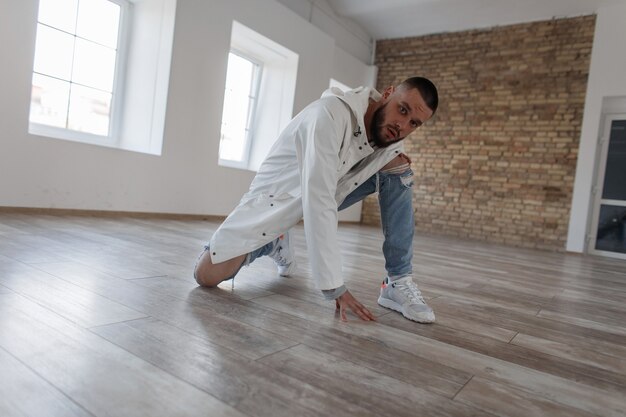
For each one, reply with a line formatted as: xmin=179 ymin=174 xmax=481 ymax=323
xmin=377 ymin=296 xmax=435 ymax=324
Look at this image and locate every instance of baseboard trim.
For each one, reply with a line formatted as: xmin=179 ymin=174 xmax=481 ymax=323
xmin=0 ymin=206 xmax=365 ymax=225
xmin=0 ymin=206 xmax=226 ymax=222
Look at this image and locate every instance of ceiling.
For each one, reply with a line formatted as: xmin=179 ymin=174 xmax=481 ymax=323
xmin=326 ymin=0 xmax=625 ymax=40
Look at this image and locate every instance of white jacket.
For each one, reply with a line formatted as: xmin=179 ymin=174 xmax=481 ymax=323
xmin=209 ymin=86 xmax=403 ymax=290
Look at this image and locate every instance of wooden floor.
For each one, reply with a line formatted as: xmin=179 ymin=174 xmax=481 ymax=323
xmin=0 ymin=212 xmax=625 ymax=417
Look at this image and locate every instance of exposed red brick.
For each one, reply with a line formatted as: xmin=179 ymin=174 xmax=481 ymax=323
xmin=363 ymin=16 xmax=595 ymax=250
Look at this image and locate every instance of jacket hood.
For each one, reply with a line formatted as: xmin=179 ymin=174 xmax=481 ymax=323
xmin=321 ymin=86 xmax=382 ymax=136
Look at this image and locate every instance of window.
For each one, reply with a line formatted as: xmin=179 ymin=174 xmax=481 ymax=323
xmin=218 ymin=21 xmax=299 ymax=171
xmin=219 ymin=52 xmax=262 ymax=167
xmin=29 ymin=0 xmax=128 ymax=143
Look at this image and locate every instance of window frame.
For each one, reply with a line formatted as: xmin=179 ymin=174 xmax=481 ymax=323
xmin=28 ymin=0 xmax=131 ymax=147
xmin=218 ymin=49 xmax=263 ymax=170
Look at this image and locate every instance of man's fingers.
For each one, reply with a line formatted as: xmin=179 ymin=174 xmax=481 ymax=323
xmin=355 ymin=308 xmax=370 ymax=321
xmin=352 ymin=301 xmax=375 ymax=321
xmin=335 ymin=291 xmax=376 ymax=322
xmin=351 ymin=303 xmax=373 ymax=321
xmin=362 ymin=306 xmax=376 ymax=321
xmin=352 ymin=304 xmax=368 ymax=321
xmin=358 ymin=304 xmax=376 ymax=321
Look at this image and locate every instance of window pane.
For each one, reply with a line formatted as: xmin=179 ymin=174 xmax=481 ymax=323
xmin=72 ymin=38 xmax=116 ymax=92
xmin=33 ymin=24 xmax=75 ymax=80
xmin=595 ymin=204 xmax=626 ymax=254
xmin=76 ymin=0 xmax=121 ymax=48
xmin=68 ymin=84 xmax=112 ymax=135
xmin=38 ymin=0 xmax=78 ymax=33
xmin=29 ymin=74 xmax=70 ymax=128
xmin=219 ymin=53 xmax=255 ymax=162
xmin=601 ymin=120 xmax=626 ymax=200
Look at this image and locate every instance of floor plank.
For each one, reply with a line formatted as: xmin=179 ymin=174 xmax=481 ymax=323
xmin=510 ymin=333 xmax=626 ymax=373
xmin=246 ymin=293 xmax=470 ymax=397
xmin=536 ymin=308 xmax=626 ymax=336
xmin=30 ymin=261 xmax=300 ymax=360
xmin=454 ymin=376 xmax=597 ymax=417
xmin=0 ymin=347 xmax=92 ymax=417
xmin=0 ymin=239 xmax=70 ymax=264
xmin=0 ymin=260 xmax=148 ymax=328
xmin=0 ymin=293 xmax=245 ymax=417
xmin=428 ymin=295 xmax=626 ymax=354
xmin=377 ymin=310 xmax=626 ymax=393
xmin=138 ymin=278 xmax=470 ymax=399
xmin=91 ymin=318 xmax=374 ymax=417
xmin=259 ymin=344 xmax=493 ymax=417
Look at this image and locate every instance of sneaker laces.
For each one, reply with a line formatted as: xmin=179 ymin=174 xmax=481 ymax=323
xmin=396 ymin=279 xmax=426 ymax=304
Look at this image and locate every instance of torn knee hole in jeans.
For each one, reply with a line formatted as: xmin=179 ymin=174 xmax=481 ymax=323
xmin=400 ymin=172 xmax=414 ymax=188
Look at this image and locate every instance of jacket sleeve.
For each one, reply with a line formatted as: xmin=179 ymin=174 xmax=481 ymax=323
xmin=294 ymin=99 xmax=348 ymax=290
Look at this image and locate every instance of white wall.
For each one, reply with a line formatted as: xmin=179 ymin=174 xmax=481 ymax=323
xmin=332 ymin=45 xmax=378 ymax=89
xmin=119 ymin=0 xmax=176 ymax=155
xmin=0 ymin=0 xmax=374 ymax=218
xmin=566 ymin=2 xmax=626 ymax=252
xmin=275 ymin=0 xmax=373 ymax=64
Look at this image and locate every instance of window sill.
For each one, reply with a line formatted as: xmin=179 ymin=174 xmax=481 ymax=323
xmin=218 ymin=158 xmax=256 ymax=172
xmin=29 ymin=123 xmax=161 ymax=156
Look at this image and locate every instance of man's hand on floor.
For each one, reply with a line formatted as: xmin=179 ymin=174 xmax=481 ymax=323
xmin=335 ymin=290 xmax=376 ymax=322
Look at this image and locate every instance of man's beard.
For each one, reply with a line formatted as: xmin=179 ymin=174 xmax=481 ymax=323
xmin=369 ymin=102 xmax=403 ymax=148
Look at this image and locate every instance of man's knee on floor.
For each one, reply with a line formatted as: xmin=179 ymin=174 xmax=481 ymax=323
xmin=194 ymin=251 xmax=221 ymax=287
xmin=194 ymin=268 xmax=217 ymax=288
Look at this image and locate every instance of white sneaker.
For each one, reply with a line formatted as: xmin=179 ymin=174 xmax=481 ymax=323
xmin=378 ymin=276 xmax=435 ymax=323
xmin=269 ymin=231 xmax=297 ymax=277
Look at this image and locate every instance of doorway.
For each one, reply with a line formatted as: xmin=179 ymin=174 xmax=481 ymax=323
xmin=589 ymin=115 xmax=626 ymax=259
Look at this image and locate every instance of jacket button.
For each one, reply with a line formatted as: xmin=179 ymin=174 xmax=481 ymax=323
xmin=354 ymin=182 xmax=358 ymax=186
xmin=269 ymin=194 xmax=274 ymax=197
xmin=358 ymin=146 xmax=362 ymax=150
xmin=212 ymin=252 xmax=216 ymax=255
xmin=343 ymin=161 xmax=345 ymax=164
xmin=395 ymin=150 xmax=399 ymax=153
xmin=270 ymin=203 xmax=274 ymax=207
xmin=262 ymin=232 xmax=266 ymax=236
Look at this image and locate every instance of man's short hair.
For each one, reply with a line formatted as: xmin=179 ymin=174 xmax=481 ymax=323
xmin=400 ymin=77 xmax=439 ymax=114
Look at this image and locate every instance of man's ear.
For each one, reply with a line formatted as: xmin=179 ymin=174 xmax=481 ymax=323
xmin=382 ymin=85 xmax=395 ymax=99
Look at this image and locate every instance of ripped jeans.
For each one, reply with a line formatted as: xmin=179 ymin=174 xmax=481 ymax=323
xmin=238 ymin=168 xmax=415 ymax=280
xmin=338 ymin=168 xmax=414 ymax=278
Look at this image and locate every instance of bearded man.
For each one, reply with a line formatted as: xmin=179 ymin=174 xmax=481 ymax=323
xmin=194 ymin=77 xmax=439 ymax=323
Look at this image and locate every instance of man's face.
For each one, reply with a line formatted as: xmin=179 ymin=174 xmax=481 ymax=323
xmin=369 ymin=87 xmax=434 ymax=148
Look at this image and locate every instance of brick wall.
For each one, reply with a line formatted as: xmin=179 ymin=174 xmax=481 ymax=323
xmin=362 ymin=16 xmax=596 ymax=250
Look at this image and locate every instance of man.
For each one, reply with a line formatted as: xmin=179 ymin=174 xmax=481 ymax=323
xmin=195 ymin=77 xmax=438 ymax=323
